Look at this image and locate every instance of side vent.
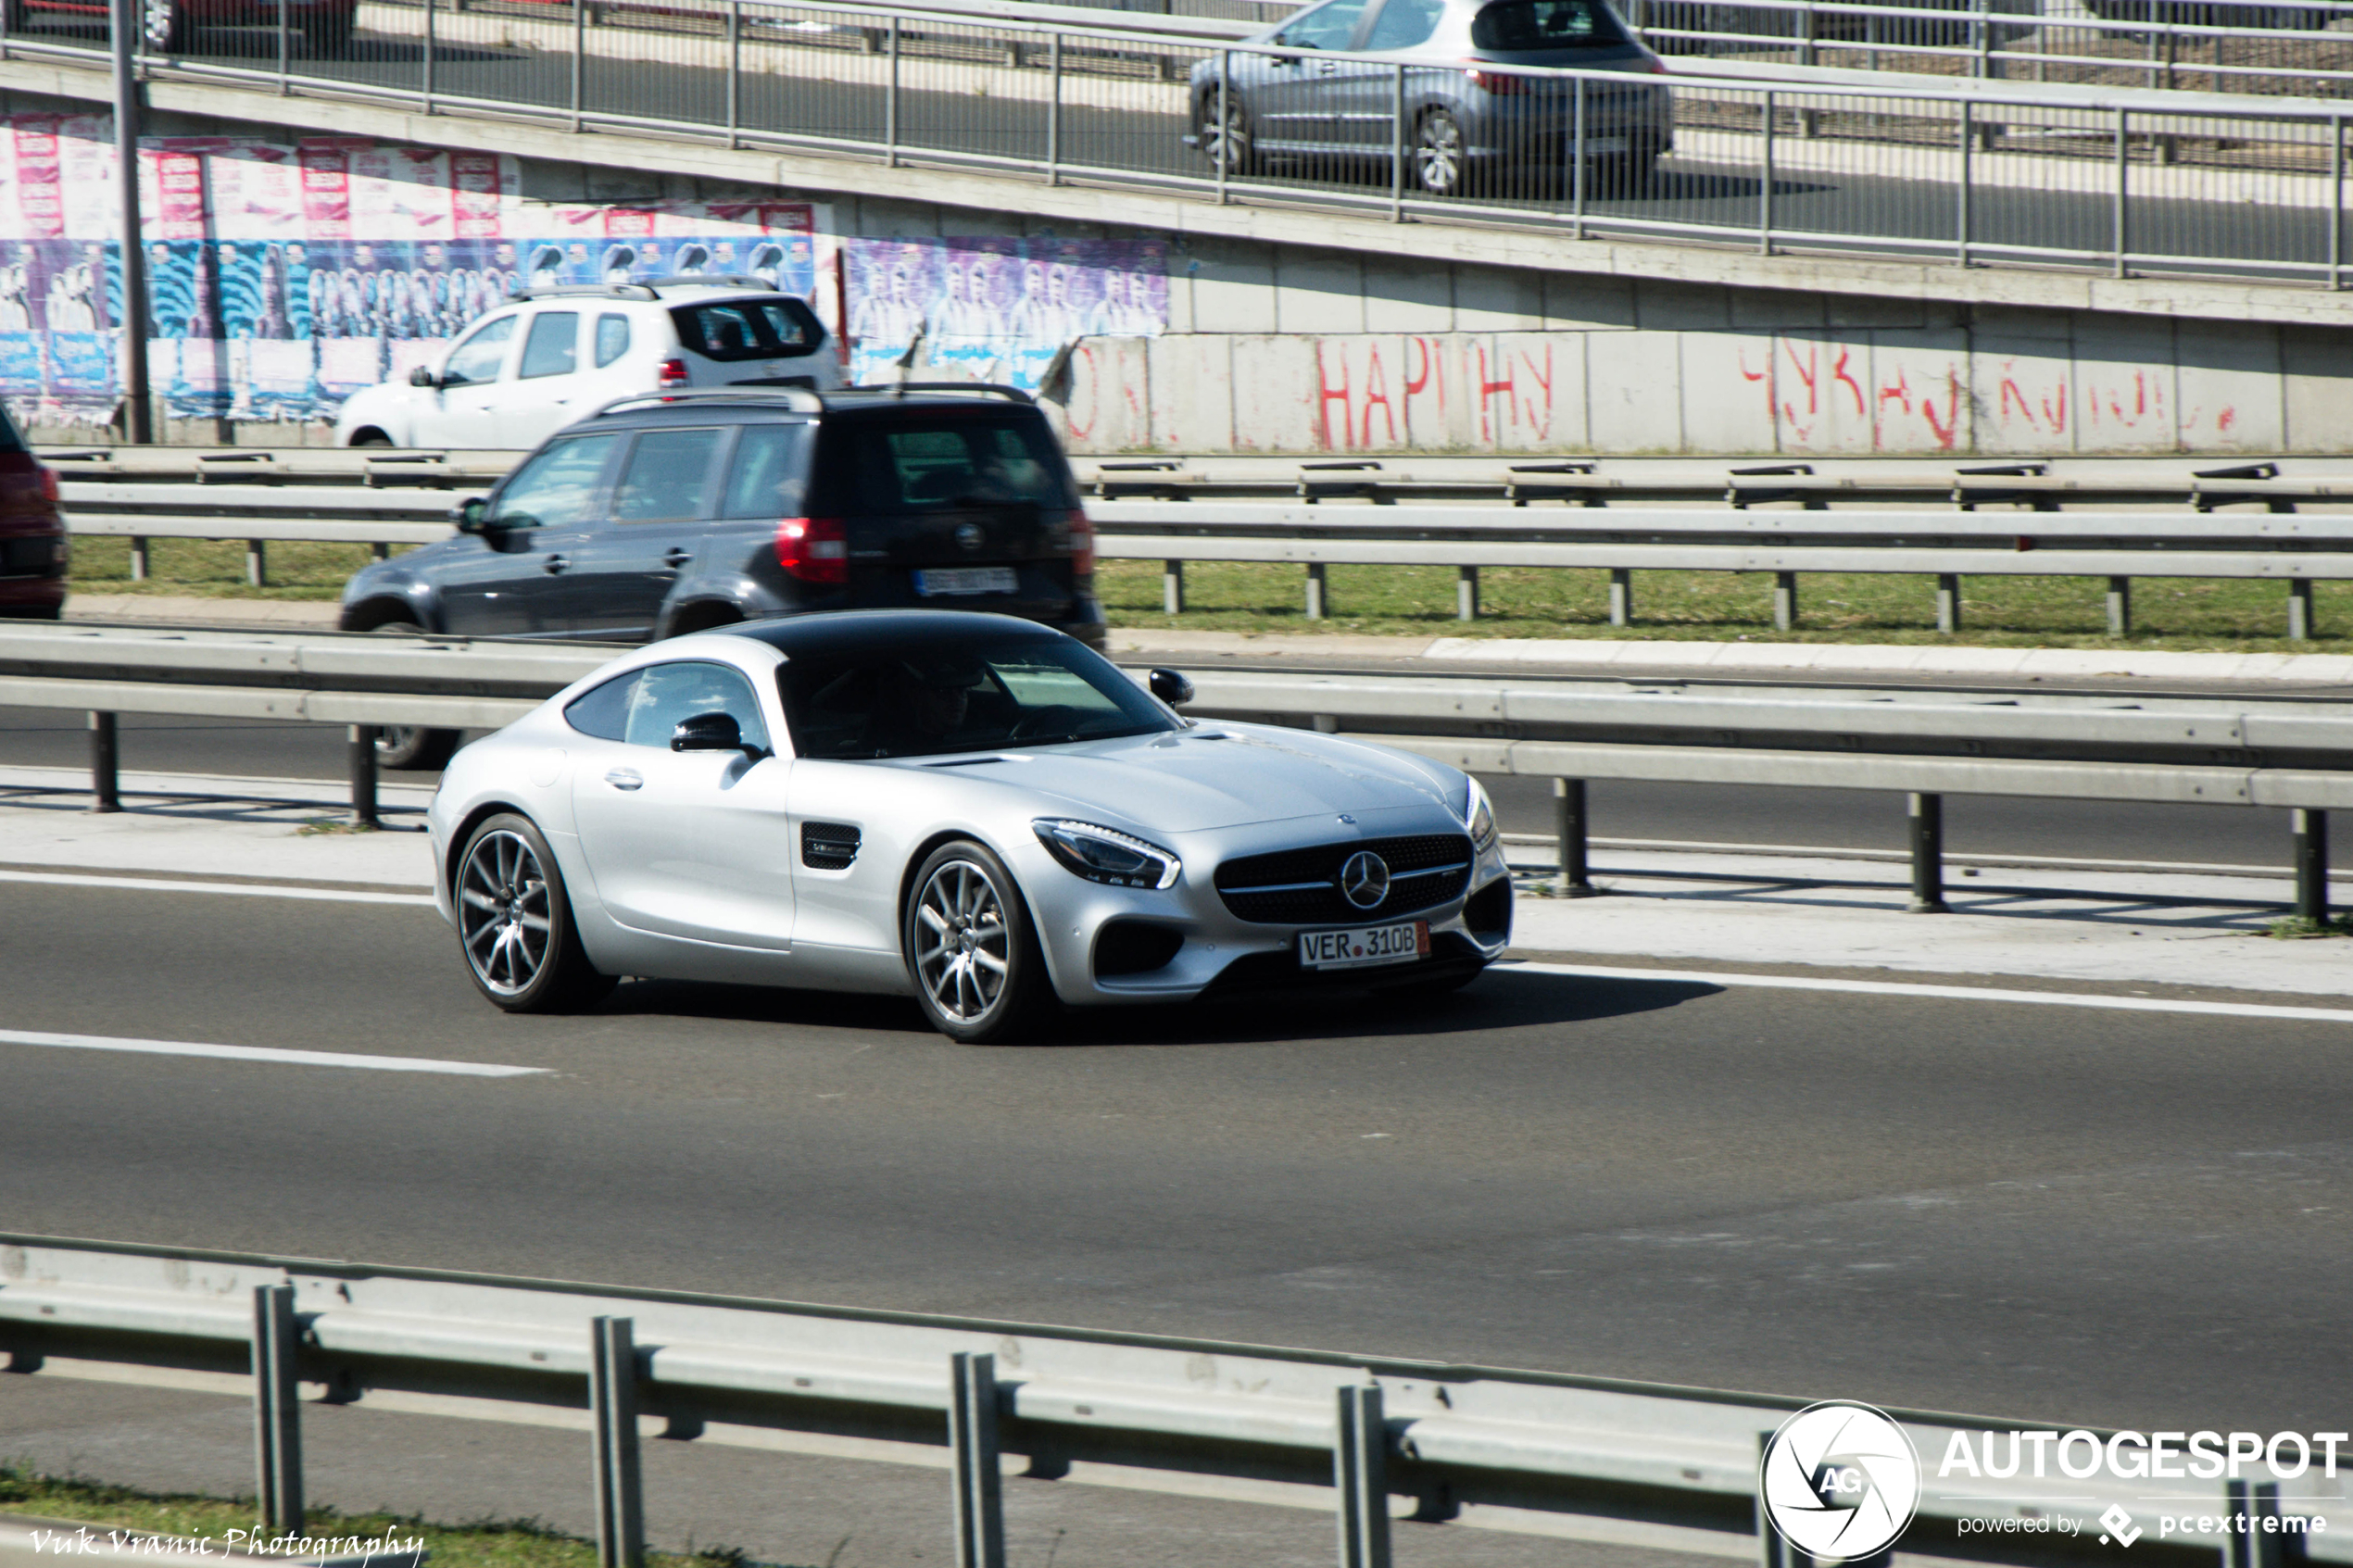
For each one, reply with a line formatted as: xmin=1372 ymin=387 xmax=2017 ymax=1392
xmin=800 ymin=822 xmax=861 ymax=870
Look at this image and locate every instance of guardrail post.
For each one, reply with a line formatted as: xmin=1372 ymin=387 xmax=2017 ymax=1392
xmin=949 ymin=1351 xmax=1005 ymax=1568
xmin=1554 ymin=778 xmax=1597 ymax=897
xmin=1956 ymin=102 xmax=1972 ymax=268
xmin=348 ymin=726 xmax=381 ymax=828
xmin=88 ymin=712 xmax=120 ymax=814
xmin=1456 ymin=565 xmax=1478 ymax=621
xmin=2288 ymin=579 xmax=2314 ymax=641
xmin=1215 ymin=53 xmax=1231 ymax=204
xmin=590 ymin=1317 xmax=645 ymax=1568
xmin=129 ymin=537 xmax=150 ymax=581
xmin=2113 ymin=108 xmax=2129 ymax=279
xmin=1757 ymin=1433 xmax=1802 ymax=1567
xmin=886 ymin=18 xmax=901 ymax=168
xmin=1572 ymin=77 xmax=1588 ymax=237
xmin=422 ymin=0 xmax=436 ymax=111
xmin=1046 ymin=33 xmax=1063 ymax=184
xmin=275 ymin=0 xmax=288 ymax=91
xmin=1306 ymin=562 xmax=1328 ymax=620
xmin=725 ymin=0 xmax=741 ymax=148
xmin=2106 ymin=576 xmax=2131 ymax=636
xmin=1772 ymin=571 xmax=1798 ymax=632
xmin=246 ymin=540 xmax=268 ymax=588
xmin=1908 ymin=793 xmax=1948 ymax=913
xmin=2293 ymin=809 xmax=2330 ymax=924
xmin=2225 ymin=1479 xmax=2285 ymax=1568
xmin=571 ymin=0 xmax=585 ymax=132
xmin=1162 ymin=560 xmax=1186 ymax=615
xmin=2333 ymin=114 xmax=2345 ymax=293
xmin=1758 ymin=91 xmax=1776 ymax=257
xmin=1609 ymin=568 xmax=1632 ymax=627
xmin=1390 ymin=63 xmax=1405 ymax=222
xmin=1935 ymin=573 xmax=1961 ymax=633
xmin=1334 ymin=1384 xmax=1391 ymax=1568
xmin=253 ymin=1285 xmax=303 ymax=1534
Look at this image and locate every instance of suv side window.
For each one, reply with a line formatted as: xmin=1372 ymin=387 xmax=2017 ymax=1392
xmin=1364 ymin=0 xmax=1445 ymax=48
xmin=611 ymin=428 xmax=728 ymax=523
xmin=520 ymin=312 xmax=580 ymax=380
xmin=443 ymin=315 xmax=518 ymax=386
xmin=622 ymin=660 xmax=773 ymax=752
xmin=720 ymin=423 xmax=811 ymax=519
xmin=1277 ymin=0 xmax=1370 ymax=48
xmin=595 ymin=314 xmax=631 ymax=368
xmin=488 ymin=433 xmax=620 ymax=530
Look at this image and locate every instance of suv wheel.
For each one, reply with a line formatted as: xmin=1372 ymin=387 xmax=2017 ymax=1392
xmin=1414 ymin=110 xmax=1468 ymax=195
xmin=1200 ymin=96 xmax=1256 ymax=176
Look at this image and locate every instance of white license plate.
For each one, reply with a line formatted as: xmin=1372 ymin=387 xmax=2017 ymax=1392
xmin=1586 ymin=134 xmax=1629 ymax=155
xmin=914 ymin=567 xmax=1019 ymax=596
xmin=1298 ymin=920 xmax=1428 ymax=972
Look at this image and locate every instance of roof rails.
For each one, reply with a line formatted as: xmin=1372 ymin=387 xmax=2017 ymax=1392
xmin=509 ymin=282 xmax=661 ymax=303
xmin=594 ymin=387 xmax=826 ymax=418
xmin=882 ymin=382 xmax=1034 ymax=405
xmin=635 ymin=273 xmax=782 ymax=293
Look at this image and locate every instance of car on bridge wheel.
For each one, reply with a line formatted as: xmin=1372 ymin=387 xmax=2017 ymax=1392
xmin=427 ymin=610 xmax=1514 ymax=1042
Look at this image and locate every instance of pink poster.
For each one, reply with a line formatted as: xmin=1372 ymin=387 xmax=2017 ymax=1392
xmin=153 ymin=151 xmax=208 ymax=241
xmin=298 ymin=145 xmax=350 ymax=239
xmin=12 ymin=119 xmax=62 ymax=240
xmin=450 ymin=151 xmax=499 ymax=240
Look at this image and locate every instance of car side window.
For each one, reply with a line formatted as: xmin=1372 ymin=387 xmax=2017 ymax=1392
xmin=487 ymin=433 xmax=621 ymax=531
xmin=720 ymin=423 xmax=811 ymax=519
xmin=595 ymin=314 xmax=631 ymax=368
xmin=442 ymin=315 xmax=518 ymax=386
xmin=520 ymin=312 xmax=580 ymax=380
xmin=1364 ymin=0 xmax=1445 ymax=49
xmin=611 ymin=428 xmax=728 ymax=523
xmin=563 ymin=671 xmax=637 ymax=741
xmin=1277 ymin=0 xmax=1370 ymax=48
xmin=621 ymin=660 xmax=773 ymax=753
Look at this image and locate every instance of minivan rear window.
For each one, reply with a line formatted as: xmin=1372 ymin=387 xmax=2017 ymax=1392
xmin=849 ymin=420 xmax=1071 ymax=512
xmin=1470 ymin=0 xmax=1628 ymax=48
xmin=672 ymin=298 xmax=824 ymax=362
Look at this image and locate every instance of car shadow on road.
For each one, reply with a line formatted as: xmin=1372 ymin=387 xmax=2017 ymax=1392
xmin=601 ymin=962 xmax=1722 ymax=1047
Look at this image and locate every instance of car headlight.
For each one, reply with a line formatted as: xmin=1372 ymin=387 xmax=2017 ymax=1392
xmin=1463 ymin=777 xmax=1498 ymax=850
xmin=1033 ymin=819 xmax=1181 ymax=890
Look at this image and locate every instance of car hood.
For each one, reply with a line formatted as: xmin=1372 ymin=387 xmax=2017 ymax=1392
xmin=904 ymin=721 xmax=1461 ymax=834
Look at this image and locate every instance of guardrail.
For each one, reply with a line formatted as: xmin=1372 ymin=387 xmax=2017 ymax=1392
xmin=5 ymin=1233 xmax=2345 ymax=1568
xmin=6 ymin=0 xmax=2349 ymax=287
xmin=0 ymin=621 xmax=2343 ymax=916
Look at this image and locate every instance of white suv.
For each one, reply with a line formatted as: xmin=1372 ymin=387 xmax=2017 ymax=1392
xmin=333 ymin=278 xmax=843 ymax=449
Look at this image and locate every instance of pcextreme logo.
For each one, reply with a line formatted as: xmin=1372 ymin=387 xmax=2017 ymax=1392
xmin=1759 ymin=1401 xmax=1923 ymax=1562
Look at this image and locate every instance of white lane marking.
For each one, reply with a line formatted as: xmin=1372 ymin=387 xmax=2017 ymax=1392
xmin=0 ymin=868 xmax=434 ymax=905
xmin=0 ymin=1028 xmax=546 ymax=1077
xmin=1503 ymin=961 xmax=2353 ymax=1025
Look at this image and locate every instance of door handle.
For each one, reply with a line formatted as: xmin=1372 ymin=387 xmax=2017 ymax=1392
xmin=543 ymin=554 xmax=569 ymax=575
xmin=604 ymin=769 xmax=643 ymax=791
xmin=663 ymin=547 xmax=691 ymax=569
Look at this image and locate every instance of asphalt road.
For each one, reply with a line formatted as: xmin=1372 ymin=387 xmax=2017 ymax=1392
xmin=0 ymin=702 xmax=2312 ymax=867
xmin=12 ymin=16 xmax=2324 ymax=274
xmin=5 ymin=874 xmax=2350 ymax=1436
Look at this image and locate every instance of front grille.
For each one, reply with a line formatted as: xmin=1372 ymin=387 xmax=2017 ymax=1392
xmin=1214 ymin=834 xmax=1473 ymax=925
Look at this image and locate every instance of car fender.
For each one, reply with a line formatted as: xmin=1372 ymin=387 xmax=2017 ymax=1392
xmin=335 ymin=383 xmax=422 ymax=445
xmin=654 ymin=574 xmax=790 ymax=640
xmin=338 ymin=566 xmax=447 ymax=633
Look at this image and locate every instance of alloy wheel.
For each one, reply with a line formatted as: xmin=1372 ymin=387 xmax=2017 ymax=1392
xmin=141 ymin=0 xmax=175 ymax=48
xmin=1202 ymin=98 xmax=1252 ymax=174
xmin=912 ymin=859 xmax=1012 ymax=1024
xmin=1415 ymin=111 xmax=1465 ymax=194
xmin=459 ymin=829 xmax=552 ymax=997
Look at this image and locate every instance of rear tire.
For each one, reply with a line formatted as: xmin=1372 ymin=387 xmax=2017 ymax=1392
xmin=352 ymin=612 xmax=460 ymax=769
xmin=454 ymin=812 xmax=615 ymax=1013
xmin=903 ymin=839 xmax=1054 ymax=1044
xmin=1198 ymin=95 xmax=1257 ymax=177
xmin=1413 ymin=109 xmax=1469 ymax=196
xmin=349 ymin=429 xmax=393 ymax=448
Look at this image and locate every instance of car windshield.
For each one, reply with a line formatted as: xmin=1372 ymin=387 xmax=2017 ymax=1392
xmin=1470 ymin=0 xmax=1629 ymax=48
xmin=779 ymin=635 xmax=1176 ymax=759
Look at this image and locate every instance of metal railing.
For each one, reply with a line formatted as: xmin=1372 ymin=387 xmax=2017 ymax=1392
xmin=0 ymin=621 xmax=2345 ymax=912
xmin=6 ymin=1233 xmax=2348 ymax=1568
xmin=6 ymin=0 xmax=2351 ymax=286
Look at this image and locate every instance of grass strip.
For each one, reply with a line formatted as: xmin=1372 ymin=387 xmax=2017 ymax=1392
xmin=0 ymin=1464 xmax=805 ymax=1568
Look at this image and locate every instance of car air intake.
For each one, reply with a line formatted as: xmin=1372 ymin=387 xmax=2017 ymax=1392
xmin=800 ymin=822 xmax=861 ymax=870
xmin=1462 ymin=876 xmax=1513 ymax=943
xmin=1213 ymin=834 xmax=1474 ymax=925
xmin=1094 ymin=920 xmax=1184 ymax=978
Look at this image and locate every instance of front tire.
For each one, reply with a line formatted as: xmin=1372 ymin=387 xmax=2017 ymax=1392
xmin=1413 ymin=109 xmax=1469 ymax=195
xmin=903 ymin=840 xmax=1052 ymax=1044
xmin=141 ymin=0 xmax=185 ymax=51
xmin=454 ymin=813 xmax=615 ymax=1012
xmin=1198 ymin=94 xmax=1256 ymax=176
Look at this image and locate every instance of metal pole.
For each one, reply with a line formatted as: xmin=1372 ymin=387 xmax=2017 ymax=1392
xmin=2293 ymin=809 xmax=2330 ymax=924
xmin=1554 ymin=777 xmax=1597 ymax=897
xmin=348 ymin=725 xmax=381 ymax=828
xmin=1935 ymin=572 xmax=1961 ymax=633
xmin=2113 ymin=107 xmax=2128 ymax=278
xmin=422 ymin=0 xmax=436 ymax=110
xmin=2289 ymin=578 xmax=2314 ymax=641
xmin=1335 ymin=1385 xmax=1392 ymax=1568
xmin=571 ymin=0 xmax=585 ymax=132
xmin=2334 ymin=114 xmax=2345 ymax=293
xmin=1772 ymin=571 xmax=1798 ymax=632
xmin=1047 ymin=33 xmax=1062 ymax=185
xmin=1305 ymin=562 xmax=1327 ymax=619
xmin=2106 ymin=575 xmax=2131 ymax=636
xmin=1162 ymin=559 xmax=1184 ymax=615
xmin=253 ymin=1285 xmax=304 ymax=1535
xmin=1215 ymin=51 xmax=1230 ymax=204
xmin=1759 ymin=90 xmax=1775 ymax=256
xmin=948 ymin=1352 xmax=1006 ymax=1568
xmin=1456 ymin=564 xmax=1478 ymax=620
xmin=1908 ymin=792 xmax=1948 ymax=913
xmin=885 ymin=18 xmax=900 ymax=167
xmin=725 ymin=0 xmax=740 ymax=148
xmin=589 ymin=1318 xmax=645 ymax=1568
xmin=1956 ymin=100 xmax=1972 ymax=268
xmin=245 ymin=539 xmax=267 ymax=587
xmin=1389 ymin=63 xmax=1403 ymax=221
xmin=88 ymin=712 xmax=120 ymax=813
xmin=276 ymin=0 xmax=288 ymax=91
xmin=1608 ymin=567 xmax=1632 ymax=626
xmin=1758 ymin=1434 xmax=1803 ymax=1568
xmin=109 ymin=0 xmax=152 ymax=445
xmin=1572 ymin=75 xmax=1587 ymax=238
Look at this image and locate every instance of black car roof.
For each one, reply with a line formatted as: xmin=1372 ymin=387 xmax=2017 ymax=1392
xmin=585 ymin=384 xmax=1038 ymax=425
xmin=725 ymin=609 xmax=1068 ymax=659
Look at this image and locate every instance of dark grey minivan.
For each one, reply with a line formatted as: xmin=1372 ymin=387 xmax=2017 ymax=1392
xmin=339 ymin=385 xmax=1105 ymax=766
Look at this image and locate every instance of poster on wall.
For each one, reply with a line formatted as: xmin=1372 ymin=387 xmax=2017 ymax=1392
xmin=841 ymin=235 xmax=1167 ymax=393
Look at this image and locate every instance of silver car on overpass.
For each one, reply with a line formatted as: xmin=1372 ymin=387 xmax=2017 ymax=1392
xmin=428 ymin=610 xmax=1514 ymax=1042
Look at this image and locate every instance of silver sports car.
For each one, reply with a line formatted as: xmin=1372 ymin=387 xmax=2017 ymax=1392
xmin=428 ymin=610 xmax=1514 ymax=1042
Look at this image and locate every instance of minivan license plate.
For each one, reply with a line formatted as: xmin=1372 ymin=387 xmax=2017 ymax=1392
xmin=915 ymin=567 xmax=1019 ymax=596
xmin=1299 ymin=921 xmax=1428 ymax=972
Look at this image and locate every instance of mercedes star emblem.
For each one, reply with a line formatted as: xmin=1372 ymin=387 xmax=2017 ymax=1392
xmin=1338 ymin=850 xmax=1390 ymax=910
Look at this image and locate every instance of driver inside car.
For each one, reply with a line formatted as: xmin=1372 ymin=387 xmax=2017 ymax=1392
xmin=864 ymin=656 xmax=988 ymax=756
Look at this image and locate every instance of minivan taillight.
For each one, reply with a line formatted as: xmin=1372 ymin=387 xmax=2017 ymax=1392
xmin=658 ymin=357 xmax=690 ymax=389
xmin=776 ymin=517 xmax=849 ymax=584
xmin=37 ymin=465 xmax=57 ymax=505
xmin=1053 ymin=508 xmax=1095 ymax=577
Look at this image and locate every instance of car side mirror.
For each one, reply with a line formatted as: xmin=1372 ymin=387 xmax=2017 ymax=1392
xmin=409 ymin=365 xmax=440 ymax=389
xmin=1148 ymin=668 xmax=1194 ymax=707
xmin=673 ymin=710 xmax=763 ymax=758
xmin=453 ymin=496 xmax=491 ymax=533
